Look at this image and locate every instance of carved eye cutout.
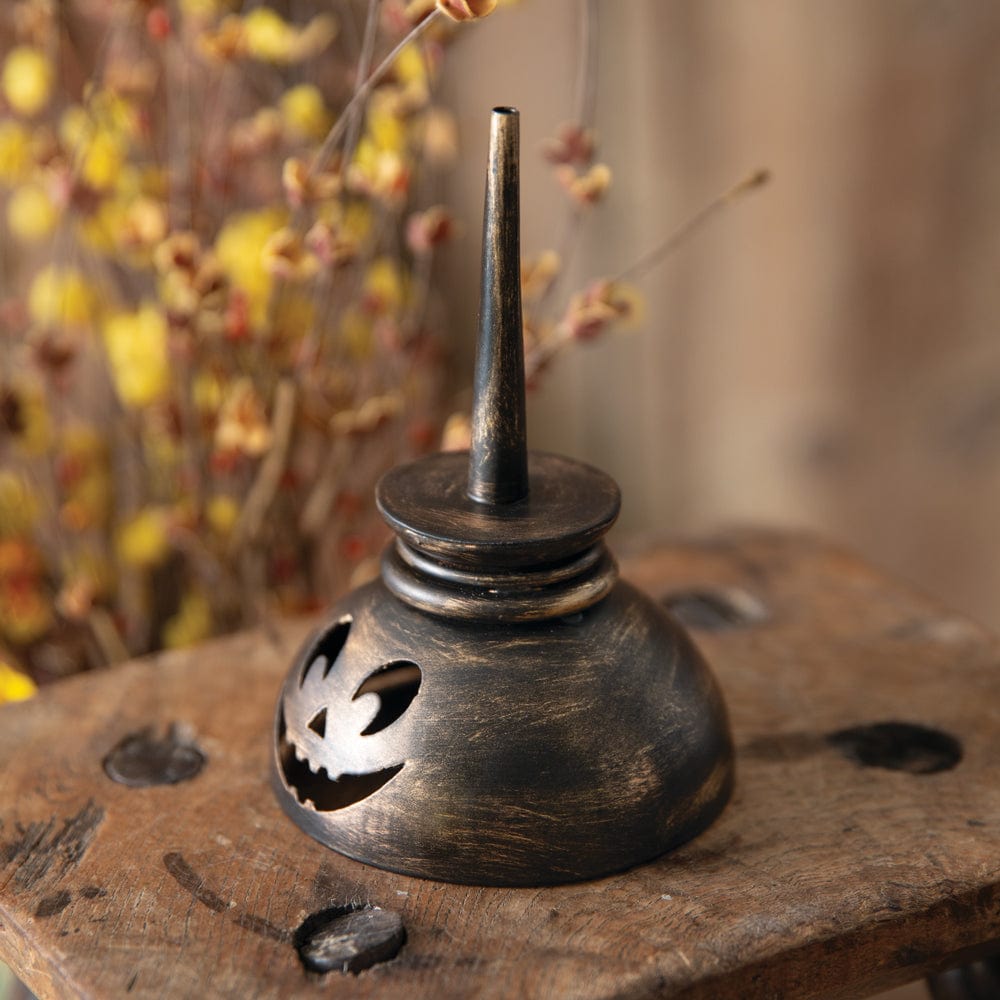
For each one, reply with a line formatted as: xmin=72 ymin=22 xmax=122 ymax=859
xmin=300 ymin=618 xmax=351 ymax=687
xmin=354 ymin=661 xmax=421 ymax=736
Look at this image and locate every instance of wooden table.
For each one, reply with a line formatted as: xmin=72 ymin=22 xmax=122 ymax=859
xmin=1 ymin=531 xmax=998 ymax=999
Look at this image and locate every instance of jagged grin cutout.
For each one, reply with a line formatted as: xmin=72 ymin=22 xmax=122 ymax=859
xmin=277 ymin=617 xmax=422 ymax=811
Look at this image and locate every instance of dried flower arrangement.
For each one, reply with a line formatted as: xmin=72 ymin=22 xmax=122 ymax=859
xmin=0 ymin=0 xmax=764 ymax=704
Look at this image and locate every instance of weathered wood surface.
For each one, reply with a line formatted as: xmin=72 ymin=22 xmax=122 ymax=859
xmin=1 ymin=530 xmax=999 ymax=999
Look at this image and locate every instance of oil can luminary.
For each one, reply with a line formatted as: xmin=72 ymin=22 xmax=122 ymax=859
xmin=272 ymin=107 xmax=734 ymax=886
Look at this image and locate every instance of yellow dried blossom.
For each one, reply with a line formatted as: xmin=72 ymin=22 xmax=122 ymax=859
xmin=88 ymin=89 xmax=141 ymax=140
xmin=57 ymin=575 xmax=96 ymax=620
xmin=441 ymin=412 xmax=472 ymax=451
xmin=363 ymin=257 xmax=405 ymax=315
xmin=0 ymin=660 xmax=36 ymax=704
xmin=229 ymin=107 xmax=283 ymax=158
xmin=102 ymin=305 xmax=170 ymax=408
xmin=122 ymin=197 xmax=167 ymax=250
xmin=60 ymin=471 xmax=112 ymax=532
xmin=192 ymin=371 xmax=224 ymax=415
xmin=262 ymin=227 xmax=319 ymax=282
xmin=562 ymin=279 xmax=644 ymax=342
xmin=215 ymin=207 xmax=286 ymax=329
xmin=272 ymin=292 xmax=315 ymax=344
xmin=206 ymin=495 xmax=239 ymax=536
xmin=556 ymin=163 xmax=612 ymax=206
xmin=281 ymin=157 xmax=341 ymax=207
xmin=181 ymin=0 xmax=228 ymax=16
xmin=7 ymin=183 xmax=57 ymax=241
xmin=117 ymin=507 xmax=171 ymax=568
xmin=56 ymin=425 xmax=113 ymax=532
xmin=197 ymin=15 xmax=246 ymax=61
xmin=60 ymin=96 xmax=135 ymax=192
xmin=162 ymin=589 xmax=212 ymax=649
xmin=58 ymin=104 xmax=89 ymax=150
xmin=28 ymin=266 xmax=97 ymax=328
xmin=77 ymin=197 xmax=126 ymax=254
xmin=79 ymin=129 xmax=127 ymax=192
xmin=344 ymin=201 xmax=373 ymax=244
xmin=154 ymin=230 xmax=201 ymax=274
xmin=57 ymin=551 xmax=113 ymax=619
xmin=279 ymin=84 xmax=331 ymax=140
xmin=0 ymin=471 xmax=38 ymax=536
xmin=339 ymin=307 xmax=373 ymax=362
xmin=349 ymin=139 xmax=409 ymax=204
xmin=0 ymin=121 xmax=32 ymax=184
xmin=242 ymin=9 xmax=336 ymax=63
xmin=215 ymin=377 xmax=272 ymax=456
xmin=2 ymin=46 xmax=53 ymax=117
xmin=521 ymin=250 xmax=561 ymax=303
xmin=58 ymin=424 xmax=107 ymax=466
xmin=306 ymin=210 xmax=367 ymax=268
xmin=395 ymin=44 xmax=430 ymax=89
xmin=367 ymin=99 xmax=407 ymax=156
xmin=421 ymin=107 xmax=458 ymax=166
xmin=243 ymin=8 xmax=299 ymax=60
xmin=387 ymin=44 xmax=430 ymax=110
xmin=0 ymin=586 xmax=51 ymax=646
xmin=156 ymin=270 xmax=197 ymax=323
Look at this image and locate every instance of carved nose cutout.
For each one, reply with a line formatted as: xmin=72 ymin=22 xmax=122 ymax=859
xmin=308 ymin=709 xmax=327 ymax=738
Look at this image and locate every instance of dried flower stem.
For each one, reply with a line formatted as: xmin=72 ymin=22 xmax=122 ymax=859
xmin=526 ymin=0 xmax=598 ymax=326
xmin=87 ymin=608 xmax=131 ymax=667
xmin=574 ymin=0 xmax=600 ymax=137
xmin=296 ymin=0 xmax=384 ymax=376
xmin=614 ymin=169 xmax=771 ymax=284
xmin=230 ymin=378 xmax=297 ymax=550
xmin=524 ymin=170 xmax=771 ymax=385
xmin=346 ymin=0 xmax=383 ymax=157
xmin=306 ymin=8 xmax=443 ymax=201
xmin=300 ymin=436 xmax=351 ymax=537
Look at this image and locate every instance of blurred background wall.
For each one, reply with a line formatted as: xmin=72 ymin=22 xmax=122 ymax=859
xmin=440 ymin=0 xmax=1000 ymax=632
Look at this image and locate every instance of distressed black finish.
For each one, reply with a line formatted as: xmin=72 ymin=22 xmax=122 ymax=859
xmin=271 ymin=107 xmax=734 ymax=885
xmin=468 ymin=107 xmax=528 ymax=506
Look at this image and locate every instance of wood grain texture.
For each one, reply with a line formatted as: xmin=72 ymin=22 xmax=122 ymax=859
xmin=1 ymin=530 xmax=999 ymax=998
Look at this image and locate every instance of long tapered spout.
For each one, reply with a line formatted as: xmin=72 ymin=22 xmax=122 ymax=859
xmin=467 ymin=107 xmax=529 ymax=506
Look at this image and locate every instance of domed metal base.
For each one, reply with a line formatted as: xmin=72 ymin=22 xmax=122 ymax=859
xmin=272 ymin=573 xmax=733 ymax=886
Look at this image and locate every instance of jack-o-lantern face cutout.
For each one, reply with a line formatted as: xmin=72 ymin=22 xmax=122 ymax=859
xmin=277 ymin=617 xmax=422 ymax=810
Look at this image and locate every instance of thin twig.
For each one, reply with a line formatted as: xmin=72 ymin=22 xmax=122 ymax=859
xmin=614 ymin=169 xmax=771 ymax=284
xmin=230 ymin=379 xmax=297 ymax=551
xmin=300 ymin=436 xmax=351 ymax=537
xmin=524 ymin=170 xmax=772 ymax=385
xmin=527 ymin=0 xmax=598 ymax=327
xmin=575 ymin=0 xmax=600 ymax=130
xmin=305 ymin=9 xmax=443 ymax=199
xmin=296 ymin=0 xmax=384 ymax=375
xmin=86 ymin=608 xmax=131 ymax=666
xmin=346 ymin=0 xmax=383 ymax=159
